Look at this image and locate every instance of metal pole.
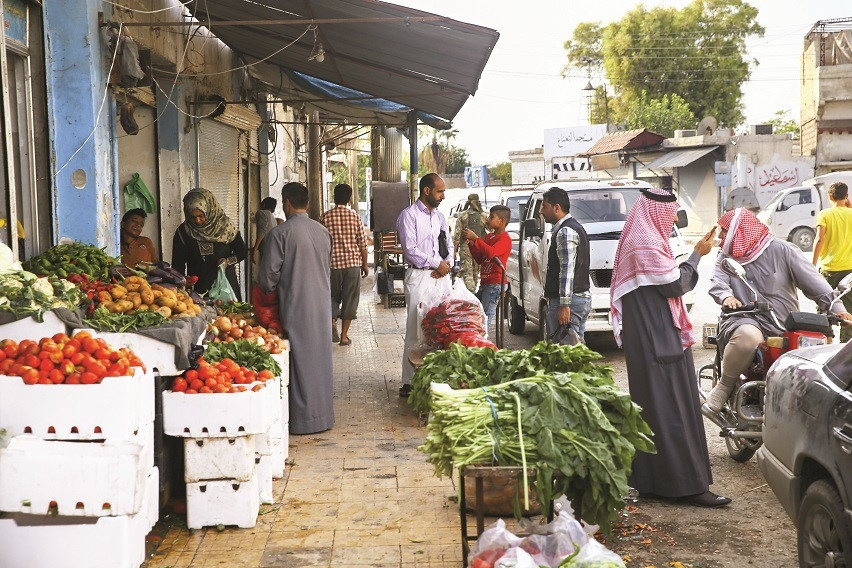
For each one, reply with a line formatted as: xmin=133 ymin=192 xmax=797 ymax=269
xmin=307 ymin=111 xmax=323 ymax=220
xmin=409 ymin=114 xmax=418 ymax=204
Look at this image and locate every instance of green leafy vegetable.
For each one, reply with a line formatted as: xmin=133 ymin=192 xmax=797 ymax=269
xmin=0 ymin=270 xmax=84 ymax=321
xmin=217 ymin=301 xmax=254 ymax=314
xmin=204 ymin=340 xmax=281 ymax=375
xmin=84 ymin=306 xmax=169 ymax=332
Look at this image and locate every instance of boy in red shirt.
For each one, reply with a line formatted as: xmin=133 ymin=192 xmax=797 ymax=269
xmin=463 ymin=205 xmax=512 ymax=333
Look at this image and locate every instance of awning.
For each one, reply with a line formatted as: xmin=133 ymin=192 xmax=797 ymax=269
xmin=188 ymin=0 xmax=499 ymax=122
xmin=645 ymin=146 xmax=719 ymax=169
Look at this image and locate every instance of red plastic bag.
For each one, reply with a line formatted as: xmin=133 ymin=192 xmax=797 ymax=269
xmin=255 ymin=305 xmax=282 ymax=330
xmin=252 ymin=283 xmax=278 ymax=308
xmin=444 ymin=331 xmax=497 ymax=350
xmin=420 ymin=281 xmax=487 ymax=349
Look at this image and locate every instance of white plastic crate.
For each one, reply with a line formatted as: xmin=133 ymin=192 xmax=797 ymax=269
xmin=270 ymin=346 xmax=289 ymax=387
xmin=281 ymin=385 xmax=289 ymax=424
xmin=269 ymin=427 xmax=288 ymax=479
xmin=184 ymin=435 xmax=256 ymax=483
xmin=0 ymin=366 xmax=154 ymax=441
xmin=0 ymin=466 xmax=157 ymax=568
xmin=0 ymin=436 xmax=151 ymax=517
xmin=84 ymin=330 xmax=183 ymax=376
xmin=255 ymin=454 xmax=274 ymax=504
xmin=255 ymin=418 xmax=282 ymax=457
xmin=162 ymin=384 xmax=274 ymax=438
xmin=0 ymin=311 xmax=68 ymax=343
xmin=185 ymin=476 xmax=259 ymax=529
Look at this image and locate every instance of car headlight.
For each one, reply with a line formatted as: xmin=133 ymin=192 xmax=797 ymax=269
xmin=797 ymin=335 xmax=826 ymax=348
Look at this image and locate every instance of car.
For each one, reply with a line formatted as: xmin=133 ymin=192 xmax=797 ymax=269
xmin=757 ymin=338 xmax=852 ymax=566
xmin=499 ymin=188 xmax=535 ymax=241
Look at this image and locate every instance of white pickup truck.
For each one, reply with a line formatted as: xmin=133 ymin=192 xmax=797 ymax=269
xmin=505 ymin=179 xmax=693 ymax=339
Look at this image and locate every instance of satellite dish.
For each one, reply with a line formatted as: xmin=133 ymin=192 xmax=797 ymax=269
xmin=698 ymin=116 xmax=718 ymax=135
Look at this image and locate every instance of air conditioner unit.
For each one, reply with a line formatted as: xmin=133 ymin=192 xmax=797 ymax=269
xmin=674 ymin=129 xmax=698 ymax=138
xmin=750 ymin=124 xmax=773 ymax=135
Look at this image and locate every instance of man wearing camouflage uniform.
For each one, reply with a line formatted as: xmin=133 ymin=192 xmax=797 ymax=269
xmin=453 ymin=194 xmax=488 ymax=293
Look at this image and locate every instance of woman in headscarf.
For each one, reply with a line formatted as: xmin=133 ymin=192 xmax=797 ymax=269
xmin=172 ymin=188 xmax=248 ymax=301
xmin=705 ymin=208 xmax=851 ymax=413
xmin=610 ymin=187 xmax=726 ymax=507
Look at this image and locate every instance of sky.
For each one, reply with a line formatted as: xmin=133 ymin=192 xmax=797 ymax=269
xmin=393 ymin=0 xmax=851 ymax=165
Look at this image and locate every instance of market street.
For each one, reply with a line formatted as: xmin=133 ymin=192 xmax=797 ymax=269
xmin=142 ymin=256 xmax=802 ymax=567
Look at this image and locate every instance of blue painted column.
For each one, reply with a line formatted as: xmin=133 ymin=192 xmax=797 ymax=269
xmin=43 ymin=0 xmax=119 ymax=251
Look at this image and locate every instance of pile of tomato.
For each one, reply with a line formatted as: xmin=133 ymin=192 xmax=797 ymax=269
xmin=0 ymin=332 xmax=143 ymax=385
xmin=170 ymin=357 xmax=274 ymax=394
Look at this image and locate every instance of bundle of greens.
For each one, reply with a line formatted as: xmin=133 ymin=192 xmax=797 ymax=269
xmin=409 ymin=342 xmax=612 ymax=415
xmin=84 ymin=305 xmax=169 ymax=332
xmin=0 ymin=270 xmax=84 ymax=321
xmin=420 ymin=372 xmax=654 ymax=532
xmin=204 ymin=339 xmax=282 ymax=375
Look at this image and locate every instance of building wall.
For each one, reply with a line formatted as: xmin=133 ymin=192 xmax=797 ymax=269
xmin=801 ymin=39 xmax=818 ymax=157
xmin=675 ymin=155 xmax=720 ymax=233
xmin=509 ymin=148 xmax=546 ymax=185
xmin=726 ymin=135 xmax=814 ymax=208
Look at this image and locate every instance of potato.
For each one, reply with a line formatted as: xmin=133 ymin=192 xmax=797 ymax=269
xmin=110 ymin=285 xmax=128 ymax=299
xmin=191 ymin=304 xmax=202 ymax=315
xmin=156 ymin=296 xmax=177 ymax=308
xmin=128 ymin=294 xmax=142 ymax=309
xmin=174 ymin=301 xmax=187 ymax=313
xmin=140 ymin=290 xmax=154 ymax=305
xmin=116 ymin=299 xmax=134 ymax=313
xmin=138 ymin=304 xmax=150 ymax=311
xmin=123 ymin=276 xmax=144 ymax=285
xmin=152 ymin=290 xmax=162 ymax=299
xmin=97 ymin=291 xmax=113 ymax=303
xmin=155 ymin=306 xmax=172 ymax=318
xmin=125 ymin=283 xmax=143 ymax=292
xmin=102 ymin=301 xmax=118 ymax=313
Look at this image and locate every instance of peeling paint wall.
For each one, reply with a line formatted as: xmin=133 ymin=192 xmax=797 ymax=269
xmin=726 ymin=136 xmax=815 ymax=208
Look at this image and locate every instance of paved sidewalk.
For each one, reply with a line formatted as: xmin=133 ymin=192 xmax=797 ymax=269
xmin=143 ymin=286 xmax=467 ymax=567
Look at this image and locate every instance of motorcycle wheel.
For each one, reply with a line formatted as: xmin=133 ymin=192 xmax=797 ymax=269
xmin=797 ymin=479 xmax=852 ymax=568
xmin=725 ymin=426 xmax=761 ymax=462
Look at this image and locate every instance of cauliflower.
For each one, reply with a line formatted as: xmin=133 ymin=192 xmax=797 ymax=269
xmin=32 ymin=277 xmax=54 ymax=297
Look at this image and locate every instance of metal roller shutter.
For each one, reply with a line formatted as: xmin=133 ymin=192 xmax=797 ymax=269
xmin=197 ymin=120 xmax=244 ymax=296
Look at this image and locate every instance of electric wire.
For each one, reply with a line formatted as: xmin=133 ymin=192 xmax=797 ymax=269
xmin=101 ymin=0 xmax=195 ymax=14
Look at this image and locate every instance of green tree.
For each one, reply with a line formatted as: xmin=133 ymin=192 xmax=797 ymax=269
xmin=488 ymin=161 xmax=512 ymax=185
xmin=445 ymin=146 xmax=471 ymax=175
xmin=625 ymin=91 xmax=697 ymax=137
xmin=417 ymin=126 xmax=470 ymax=174
xmin=766 ymin=109 xmax=800 ymax=138
xmin=563 ymin=0 xmax=764 ymax=126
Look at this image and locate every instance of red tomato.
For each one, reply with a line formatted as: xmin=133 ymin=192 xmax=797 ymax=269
xmin=0 ymin=359 xmax=13 ymax=374
xmin=65 ymin=373 xmax=81 ymax=385
xmin=107 ymin=363 xmax=128 ymax=376
xmin=251 ymin=384 xmax=263 ymax=392
xmin=199 ymin=386 xmax=213 ymax=394
xmin=38 ymin=359 xmax=55 ymax=373
xmin=0 ymin=351 xmax=5 ymax=362
xmin=37 ymin=376 xmax=51 ymax=385
xmin=70 ymin=352 xmax=85 ymax=366
xmin=24 ymin=343 xmax=39 ymax=357
xmin=258 ymin=370 xmax=273 ymax=381
xmin=61 ymin=344 xmax=77 ymax=358
xmin=82 ymin=338 xmax=99 ymax=354
xmin=215 ymin=363 xmax=227 ymax=373
xmin=214 ymin=384 xmax=228 ymax=394
xmin=2 ymin=345 xmax=16 ymax=359
xmin=48 ymin=350 xmax=64 ymax=364
xmin=94 ymin=348 xmax=111 ymax=361
xmin=80 ymin=372 xmax=98 ymax=385
xmin=204 ymin=378 xmax=218 ymax=390
xmin=171 ymin=377 xmax=188 ymax=392
xmin=198 ymin=366 xmax=217 ymax=381
xmin=23 ymin=355 xmax=39 ymax=368
xmin=87 ymin=362 xmax=107 ymax=378
xmin=49 ymin=369 xmax=65 ymax=384
xmin=189 ymin=379 xmax=204 ymax=391
xmin=51 ymin=333 xmax=68 ymax=343
xmin=108 ymin=351 xmax=120 ymax=362
xmin=184 ymin=389 xmax=198 ymax=394
xmin=184 ymin=369 xmax=198 ymax=382
xmin=21 ymin=367 xmax=39 ymax=385
xmin=67 ymin=338 xmax=82 ymax=352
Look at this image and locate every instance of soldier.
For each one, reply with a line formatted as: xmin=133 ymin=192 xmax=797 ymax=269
xmin=453 ymin=194 xmax=488 ymax=293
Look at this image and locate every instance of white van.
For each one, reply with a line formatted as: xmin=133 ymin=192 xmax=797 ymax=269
xmin=756 ymin=172 xmax=852 ymax=251
xmin=498 ymin=187 xmax=535 ymax=241
xmin=505 ymin=180 xmax=693 ymax=338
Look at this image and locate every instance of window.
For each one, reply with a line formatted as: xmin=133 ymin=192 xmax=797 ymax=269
xmin=825 ymin=341 xmax=852 ymax=388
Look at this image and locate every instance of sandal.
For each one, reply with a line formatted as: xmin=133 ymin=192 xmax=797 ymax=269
xmin=339 ymin=338 xmax=352 ymax=346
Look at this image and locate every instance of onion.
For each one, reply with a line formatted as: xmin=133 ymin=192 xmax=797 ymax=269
xmin=230 ymin=327 xmax=244 ymax=339
xmin=214 ymin=317 xmax=232 ymax=333
xmin=270 ymin=345 xmax=282 ymax=354
xmin=256 ymin=337 xmax=265 ymax=346
xmin=243 ymin=330 xmax=255 ymax=339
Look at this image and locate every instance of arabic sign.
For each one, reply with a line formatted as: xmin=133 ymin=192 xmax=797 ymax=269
xmin=464 ymin=166 xmax=488 ymax=188
xmin=544 ymin=125 xmax=606 ymax=159
xmin=3 ymin=0 xmax=28 ymax=48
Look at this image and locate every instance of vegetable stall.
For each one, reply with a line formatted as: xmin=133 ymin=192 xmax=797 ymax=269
xmin=410 ymin=342 xmax=651 ymax=567
xmin=0 ymin=242 xmax=292 ymax=566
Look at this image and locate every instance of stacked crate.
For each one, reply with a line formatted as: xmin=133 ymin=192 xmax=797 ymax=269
xmin=0 ymin=366 xmax=157 ymax=568
xmin=162 ymin=380 xmax=274 ymax=529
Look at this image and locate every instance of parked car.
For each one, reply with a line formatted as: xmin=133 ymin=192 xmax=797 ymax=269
xmin=448 ymin=198 xmax=498 ymax=242
xmin=756 ymin=171 xmax=852 ymax=252
xmin=757 ymin=335 xmax=852 ymax=566
xmin=504 ymin=179 xmax=692 ymax=338
xmin=498 ymin=187 xmax=535 ymax=241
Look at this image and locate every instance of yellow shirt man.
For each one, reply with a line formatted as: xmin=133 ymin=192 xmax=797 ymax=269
xmin=814 ymin=195 xmax=852 ymax=272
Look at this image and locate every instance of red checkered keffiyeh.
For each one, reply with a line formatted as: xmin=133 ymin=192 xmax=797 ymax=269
xmin=718 ymin=208 xmax=773 ymax=265
xmin=610 ymin=188 xmax=695 ymax=348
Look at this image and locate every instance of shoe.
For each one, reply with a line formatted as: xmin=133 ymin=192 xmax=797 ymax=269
xmin=332 ymin=327 xmax=339 ymax=343
xmin=339 ymin=338 xmax=352 ymax=346
xmin=684 ymin=491 xmax=731 ymax=508
xmin=399 ymin=384 xmax=412 ymax=398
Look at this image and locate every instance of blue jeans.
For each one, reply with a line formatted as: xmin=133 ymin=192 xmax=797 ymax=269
xmin=545 ymin=295 xmax=592 ymax=343
xmin=476 ymin=284 xmax=502 ymax=334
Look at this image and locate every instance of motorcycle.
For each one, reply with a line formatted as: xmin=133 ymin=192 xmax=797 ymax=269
xmin=697 ymin=258 xmax=852 ymax=462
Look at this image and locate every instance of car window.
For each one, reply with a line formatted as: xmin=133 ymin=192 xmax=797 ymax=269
xmin=825 ymin=340 xmax=852 ymax=388
xmin=505 ymin=195 xmax=529 ymax=222
xmin=567 ymin=189 xmax=641 ymax=223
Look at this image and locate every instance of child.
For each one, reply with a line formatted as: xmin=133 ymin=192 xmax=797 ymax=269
xmin=463 ymin=205 xmax=513 ymax=333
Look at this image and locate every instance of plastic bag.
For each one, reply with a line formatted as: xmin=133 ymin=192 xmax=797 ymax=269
xmin=208 ymin=265 xmax=237 ymax=302
xmin=467 ymin=519 xmax=523 ymax=567
xmin=420 ymin=280 xmax=489 ymax=349
xmin=494 ymin=547 xmax=538 ymax=568
xmin=124 ymin=173 xmax=156 ymax=213
xmin=561 ymin=539 xmax=625 ymax=567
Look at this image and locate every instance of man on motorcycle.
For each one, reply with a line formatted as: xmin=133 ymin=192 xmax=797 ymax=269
xmin=705 ymin=208 xmax=852 ymax=414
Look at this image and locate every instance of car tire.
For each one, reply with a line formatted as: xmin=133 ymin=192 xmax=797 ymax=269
xmin=790 ymin=227 xmax=815 ymax=252
xmin=797 ymin=479 xmax=852 ymax=568
xmin=508 ymin=295 xmax=525 ymax=335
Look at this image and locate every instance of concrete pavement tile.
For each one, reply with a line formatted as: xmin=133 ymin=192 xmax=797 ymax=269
xmin=144 ymin=550 xmax=197 ymax=568
xmin=259 ymin=546 xmax=332 ymax=568
xmin=333 ymin=527 xmax=401 ymax=547
xmin=265 ymin=528 xmax=335 ymax=548
xmin=330 ymin=544 xmax=401 ymax=564
xmin=190 ymin=548 xmax=264 ymax=567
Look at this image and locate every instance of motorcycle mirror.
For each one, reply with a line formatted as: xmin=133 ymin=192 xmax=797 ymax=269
xmin=722 ymin=258 xmax=747 ymax=279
